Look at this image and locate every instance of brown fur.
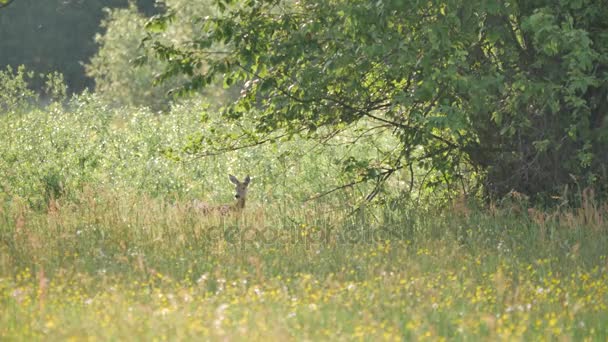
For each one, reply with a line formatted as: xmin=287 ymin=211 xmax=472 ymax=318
xmin=191 ymin=175 xmax=251 ymax=215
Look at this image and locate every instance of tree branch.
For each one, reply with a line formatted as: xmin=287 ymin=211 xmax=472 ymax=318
xmin=304 ymin=178 xmax=369 ymax=202
xmin=189 ymin=130 xmax=298 ymax=159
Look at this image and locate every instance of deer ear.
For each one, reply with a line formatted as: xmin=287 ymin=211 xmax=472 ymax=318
xmin=229 ymin=174 xmax=239 ymax=184
xmin=244 ymin=175 xmax=251 ymax=185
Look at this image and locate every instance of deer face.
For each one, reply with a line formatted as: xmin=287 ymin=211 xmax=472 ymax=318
xmin=229 ymin=175 xmax=251 ymax=201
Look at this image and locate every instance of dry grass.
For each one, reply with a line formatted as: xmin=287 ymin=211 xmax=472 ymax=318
xmin=1 ymin=188 xmax=607 ymax=340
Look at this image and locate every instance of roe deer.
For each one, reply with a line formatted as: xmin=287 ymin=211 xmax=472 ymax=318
xmin=192 ymin=174 xmax=251 ymax=215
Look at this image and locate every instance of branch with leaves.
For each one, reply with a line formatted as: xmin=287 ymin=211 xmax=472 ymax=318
xmin=143 ymin=0 xmax=608 ymax=204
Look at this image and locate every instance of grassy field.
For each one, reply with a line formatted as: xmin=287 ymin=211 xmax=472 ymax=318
xmin=1 ymin=93 xmax=607 ymax=340
xmin=1 ymin=191 xmax=607 ymax=340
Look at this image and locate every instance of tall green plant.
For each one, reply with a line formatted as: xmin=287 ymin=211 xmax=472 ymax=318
xmin=0 ymin=66 xmax=36 ymax=113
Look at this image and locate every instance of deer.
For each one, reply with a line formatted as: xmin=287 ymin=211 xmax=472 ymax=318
xmin=190 ymin=175 xmax=251 ymax=215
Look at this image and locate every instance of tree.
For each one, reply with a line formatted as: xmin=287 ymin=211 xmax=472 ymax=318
xmin=146 ymin=0 xmax=608 ymax=204
xmin=86 ymin=0 xmax=235 ymax=111
xmin=86 ymin=4 xmax=174 ymax=111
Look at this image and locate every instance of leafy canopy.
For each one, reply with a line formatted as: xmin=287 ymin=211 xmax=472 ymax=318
xmin=145 ymin=0 xmax=608 ymax=203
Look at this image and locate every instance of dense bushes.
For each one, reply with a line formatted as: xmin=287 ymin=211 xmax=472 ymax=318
xmin=0 ymin=67 xmax=400 ymax=210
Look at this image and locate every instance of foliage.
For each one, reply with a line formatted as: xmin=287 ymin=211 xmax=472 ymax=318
xmin=1 ymin=34 xmax=607 ymax=340
xmin=0 ymin=73 xmax=396 ymax=210
xmin=85 ymin=4 xmax=175 ymax=111
xmin=0 ymin=66 xmax=66 ymax=113
xmin=86 ymin=0 xmax=236 ymax=111
xmin=146 ymin=0 xmax=608 ymax=204
xmin=0 ymin=66 xmax=36 ymax=113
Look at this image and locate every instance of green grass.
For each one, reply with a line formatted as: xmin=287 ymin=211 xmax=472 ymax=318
xmin=1 ymin=93 xmax=607 ymax=340
xmin=0 ymin=190 xmax=607 ymax=340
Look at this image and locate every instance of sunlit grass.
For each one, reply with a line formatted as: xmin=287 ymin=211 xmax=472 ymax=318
xmin=1 ymin=91 xmax=607 ymax=340
xmin=1 ymin=189 xmax=607 ymax=340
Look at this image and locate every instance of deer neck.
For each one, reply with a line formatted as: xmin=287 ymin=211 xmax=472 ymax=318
xmin=235 ymin=197 xmax=246 ymax=210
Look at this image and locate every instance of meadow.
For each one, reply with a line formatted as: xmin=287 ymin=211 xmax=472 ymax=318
xmin=1 ymin=91 xmax=607 ymax=340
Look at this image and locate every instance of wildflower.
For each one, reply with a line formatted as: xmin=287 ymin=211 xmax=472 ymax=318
xmin=536 ymin=287 xmax=549 ymax=294
xmin=197 ymin=273 xmax=208 ymax=284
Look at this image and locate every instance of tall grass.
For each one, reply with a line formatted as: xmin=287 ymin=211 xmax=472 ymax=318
xmin=1 ymin=91 xmax=607 ymax=340
xmin=1 ymin=188 xmax=607 ymax=340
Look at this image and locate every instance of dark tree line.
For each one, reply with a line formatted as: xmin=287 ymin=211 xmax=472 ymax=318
xmin=0 ymin=0 xmax=158 ymax=93
xmin=0 ymin=0 xmax=16 ymax=9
